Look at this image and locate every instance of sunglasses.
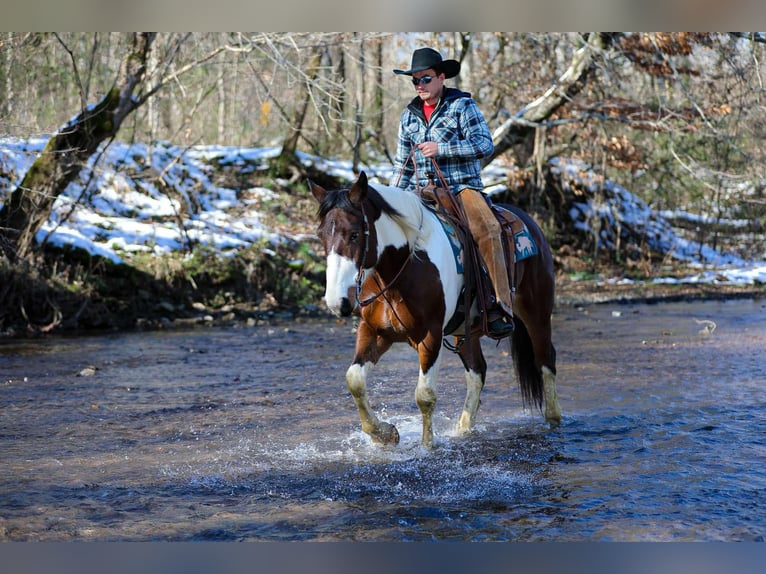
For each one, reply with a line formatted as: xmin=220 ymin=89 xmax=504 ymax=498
xmin=411 ymin=75 xmax=435 ymax=86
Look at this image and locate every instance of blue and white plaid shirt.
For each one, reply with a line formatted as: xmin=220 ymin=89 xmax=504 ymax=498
xmin=392 ymin=87 xmax=494 ymax=194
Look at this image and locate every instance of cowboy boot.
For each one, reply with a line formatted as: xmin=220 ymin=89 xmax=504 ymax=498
xmin=486 ymin=304 xmax=514 ymax=336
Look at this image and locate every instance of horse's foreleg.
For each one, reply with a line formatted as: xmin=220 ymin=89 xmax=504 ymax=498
xmin=455 ymin=335 xmax=487 ymax=435
xmin=415 ymin=335 xmax=443 ymax=447
xmin=346 ymin=363 xmax=399 ymax=445
xmin=347 ymin=325 xmax=398 ymax=445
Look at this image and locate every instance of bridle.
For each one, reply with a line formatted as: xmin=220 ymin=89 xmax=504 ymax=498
xmin=354 ymin=148 xmax=437 ymax=308
xmin=354 ymin=193 xmax=423 ymax=308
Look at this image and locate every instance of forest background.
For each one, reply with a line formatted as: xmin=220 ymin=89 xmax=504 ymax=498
xmin=1 ymin=32 xmax=766 ymax=335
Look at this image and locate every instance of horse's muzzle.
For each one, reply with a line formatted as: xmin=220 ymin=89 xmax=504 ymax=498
xmin=339 ymin=297 xmax=353 ymax=317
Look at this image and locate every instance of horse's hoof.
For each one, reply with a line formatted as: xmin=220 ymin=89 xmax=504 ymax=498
xmin=372 ymin=422 xmax=400 ymax=445
xmin=456 ymin=412 xmax=475 ymax=436
xmin=546 ymin=414 xmax=562 ymax=429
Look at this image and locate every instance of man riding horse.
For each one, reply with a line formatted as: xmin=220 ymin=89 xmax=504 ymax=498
xmin=392 ymin=47 xmax=514 ymax=337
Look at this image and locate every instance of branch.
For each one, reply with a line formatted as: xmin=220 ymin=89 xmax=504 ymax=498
xmin=136 ymin=40 xmax=226 ymax=106
xmin=729 ymin=32 xmax=766 ymax=44
xmin=53 ymin=33 xmax=86 ymax=111
xmin=485 ymin=33 xmax=615 ymax=166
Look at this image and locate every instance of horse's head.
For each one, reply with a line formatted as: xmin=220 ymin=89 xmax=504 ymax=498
xmin=309 ymin=172 xmax=376 ymax=317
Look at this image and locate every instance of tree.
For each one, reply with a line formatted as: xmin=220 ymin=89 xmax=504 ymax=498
xmin=0 ymin=33 xmax=156 ymax=259
xmin=2 ymin=32 xmax=765 ymax=265
xmin=0 ymin=32 xmax=244 ymax=259
xmin=485 ymin=33 xmax=616 ymax=168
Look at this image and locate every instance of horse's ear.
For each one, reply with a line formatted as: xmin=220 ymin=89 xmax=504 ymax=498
xmin=307 ymin=179 xmax=326 ymax=203
xmin=348 ymin=171 xmax=368 ymax=206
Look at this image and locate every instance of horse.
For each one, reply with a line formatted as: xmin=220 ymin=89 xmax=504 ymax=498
xmin=309 ymin=171 xmax=561 ymax=447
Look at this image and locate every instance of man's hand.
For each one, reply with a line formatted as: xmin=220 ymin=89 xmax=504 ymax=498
xmin=417 ymin=141 xmax=438 ymax=158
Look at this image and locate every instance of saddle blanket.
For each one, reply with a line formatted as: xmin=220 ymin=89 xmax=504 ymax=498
xmin=435 ymin=211 xmax=537 ymax=275
xmin=512 ymin=223 xmax=538 ymax=260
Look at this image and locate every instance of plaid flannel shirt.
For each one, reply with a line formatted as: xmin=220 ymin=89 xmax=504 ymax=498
xmin=392 ymin=87 xmax=494 ymax=194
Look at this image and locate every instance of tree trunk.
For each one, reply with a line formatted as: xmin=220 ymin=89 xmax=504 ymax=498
xmin=0 ymin=32 xmax=155 ymax=259
xmin=484 ymin=33 xmax=615 ymax=168
xmin=280 ymin=49 xmax=322 ymax=157
xmin=351 ymin=34 xmax=364 ymax=173
xmin=371 ymin=39 xmax=392 ymax=163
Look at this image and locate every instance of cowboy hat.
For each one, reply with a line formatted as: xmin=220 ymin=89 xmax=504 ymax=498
xmin=393 ymin=47 xmax=460 ymax=79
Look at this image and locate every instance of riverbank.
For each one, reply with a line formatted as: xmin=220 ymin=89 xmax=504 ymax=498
xmin=555 ymin=273 xmax=766 ymax=306
xmin=1 ymin=245 xmax=764 ymax=339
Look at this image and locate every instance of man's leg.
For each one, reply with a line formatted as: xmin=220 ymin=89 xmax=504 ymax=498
xmin=459 ymin=188 xmax=514 ymax=334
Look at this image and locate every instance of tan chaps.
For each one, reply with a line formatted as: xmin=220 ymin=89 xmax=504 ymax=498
xmin=458 ymin=188 xmax=513 ymax=317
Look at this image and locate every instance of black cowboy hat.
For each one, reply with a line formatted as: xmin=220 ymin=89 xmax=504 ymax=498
xmin=393 ymin=47 xmax=461 ymax=79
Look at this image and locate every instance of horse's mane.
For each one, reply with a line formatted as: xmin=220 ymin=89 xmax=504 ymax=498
xmin=369 ymin=183 xmax=433 ymax=251
xmin=317 ymin=181 xmax=432 ymax=252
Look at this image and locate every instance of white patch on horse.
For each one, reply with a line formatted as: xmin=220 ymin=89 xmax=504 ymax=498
xmin=324 ymin=250 xmax=357 ymax=314
xmin=346 ymin=363 xmax=369 ymax=396
xmin=373 ymin=185 xmax=462 ymax=327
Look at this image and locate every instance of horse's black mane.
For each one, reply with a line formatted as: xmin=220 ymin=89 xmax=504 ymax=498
xmin=317 ymin=184 xmax=403 ymax=221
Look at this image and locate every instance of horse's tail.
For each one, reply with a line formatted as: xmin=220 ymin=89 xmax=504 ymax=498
xmin=511 ymin=318 xmax=544 ymax=412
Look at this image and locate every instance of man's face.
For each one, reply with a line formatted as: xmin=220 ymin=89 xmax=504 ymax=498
xmin=412 ymin=68 xmax=444 ymax=104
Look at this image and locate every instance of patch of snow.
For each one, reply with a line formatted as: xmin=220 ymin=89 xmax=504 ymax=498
xmin=1 ymin=137 xmax=764 ymax=288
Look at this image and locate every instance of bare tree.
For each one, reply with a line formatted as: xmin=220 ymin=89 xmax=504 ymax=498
xmin=0 ymin=33 xmax=156 ymax=259
xmin=485 ymin=32 xmax=616 ymax=168
xmin=3 ymin=32 xmax=764 ymax=265
xmin=0 ymin=32 xmax=237 ymax=259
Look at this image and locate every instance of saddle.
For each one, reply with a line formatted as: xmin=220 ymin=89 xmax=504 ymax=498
xmin=396 ymin=151 xmax=524 ymax=341
xmin=418 ymin=176 xmax=523 ymax=340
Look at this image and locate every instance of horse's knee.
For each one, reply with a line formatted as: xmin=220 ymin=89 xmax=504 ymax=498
xmin=415 ymin=385 xmax=436 ymax=411
xmin=415 ymin=384 xmax=437 ymax=414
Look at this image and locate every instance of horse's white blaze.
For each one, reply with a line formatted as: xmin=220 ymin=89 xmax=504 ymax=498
xmin=324 ymin=250 xmax=357 ymax=314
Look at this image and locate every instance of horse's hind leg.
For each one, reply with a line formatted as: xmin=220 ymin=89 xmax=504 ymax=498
xmin=530 ymin=318 xmax=561 ymax=425
xmin=455 ymin=333 xmax=487 ymax=435
xmin=543 ymin=366 xmax=560 ymax=424
xmin=516 ymin=295 xmax=561 ymax=426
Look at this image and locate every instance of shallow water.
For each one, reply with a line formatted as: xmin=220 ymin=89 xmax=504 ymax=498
xmin=1 ymin=299 xmax=764 ymax=541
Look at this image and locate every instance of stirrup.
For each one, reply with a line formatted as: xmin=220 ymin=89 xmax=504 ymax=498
xmin=488 ymin=315 xmax=514 ymax=336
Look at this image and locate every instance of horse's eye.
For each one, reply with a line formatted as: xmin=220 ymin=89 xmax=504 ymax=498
xmin=349 ymin=231 xmax=359 ymax=243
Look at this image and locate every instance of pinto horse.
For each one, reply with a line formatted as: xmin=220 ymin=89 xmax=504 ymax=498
xmin=310 ymin=171 xmax=560 ymax=447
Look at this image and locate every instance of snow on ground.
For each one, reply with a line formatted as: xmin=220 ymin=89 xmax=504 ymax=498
xmin=1 ymin=137 xmax=765 ymax=287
